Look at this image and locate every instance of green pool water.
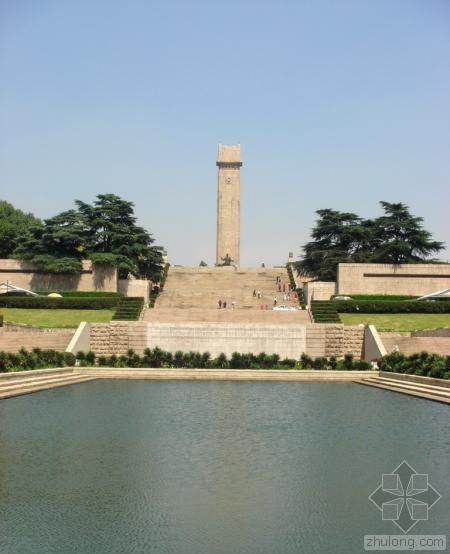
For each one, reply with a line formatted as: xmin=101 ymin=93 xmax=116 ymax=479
xmin=0 ymin=380 xmax=448 ymax=554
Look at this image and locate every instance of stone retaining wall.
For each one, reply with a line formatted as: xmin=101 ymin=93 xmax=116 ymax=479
xmin=89 ymin=322 xmax=365 ymax=359
xmin=0 ymin=259 xmax=117 ymax=292
xmin=337 ymin=262 xmax=450 ymax=296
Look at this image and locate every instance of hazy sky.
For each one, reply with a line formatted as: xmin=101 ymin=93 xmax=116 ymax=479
xmin=1 ymin=0 xmax=449 ymax=266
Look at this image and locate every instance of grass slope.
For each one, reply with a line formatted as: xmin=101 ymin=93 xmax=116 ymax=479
xmin=340 ymin=313 xmax=450 ymax=331
xmin=0 ymin=308 xmax=115 ymax=328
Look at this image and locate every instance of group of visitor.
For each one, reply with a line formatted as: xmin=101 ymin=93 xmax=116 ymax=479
xmin=218 ymin=299 xmax=236 ymax=309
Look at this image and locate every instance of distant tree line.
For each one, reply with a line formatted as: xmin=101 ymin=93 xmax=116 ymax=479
xmin=295 ymin=201 xmax=445 ymax=281
xmin=1 ymin=194 xmax=164 ymax=281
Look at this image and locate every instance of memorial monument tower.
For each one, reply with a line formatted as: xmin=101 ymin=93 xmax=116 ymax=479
xmin=216 ymin=144 xmax=242 ymax=266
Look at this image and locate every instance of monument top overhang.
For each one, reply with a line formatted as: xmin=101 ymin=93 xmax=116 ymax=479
xmin=216 ymin=144 xmax=242 ymax=167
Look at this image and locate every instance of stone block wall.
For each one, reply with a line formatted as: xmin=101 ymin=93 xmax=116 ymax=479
xmin=324 ymin=325 xmax=344 ymax=357
xmin=337 ymin=263 xmax=450 ymax=296
xmin=343 ymin=326 xmax=364 ymax=360
xmin=88 ymin=321 xmax=365 ymax=360
xmin=90 ymin=322 xmax=149 ymax=356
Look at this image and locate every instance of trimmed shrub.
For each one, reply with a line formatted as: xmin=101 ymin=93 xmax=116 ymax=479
xmin=379 ymin=351 xmax=449 ymax=379
xmin=0 ymin=348 xmax=78 ymax=372
xmin=0 ymin=296 xmax=119 ymax=309
xmin=332 ymin=295 xmax=418 ymax=301
xmin=35 ymin=291 xmax=122 ymax=298
xmin=0 ymin=348 xmax=386 ymax=373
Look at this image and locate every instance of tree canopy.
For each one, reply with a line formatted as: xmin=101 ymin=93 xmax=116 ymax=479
xmin=296 ymin=202 xmax=445 ymax=281
xmin=0 ymin=200 xmax=41 ymax=258
xmin=13 ymin=194 xmax=165 ymax=281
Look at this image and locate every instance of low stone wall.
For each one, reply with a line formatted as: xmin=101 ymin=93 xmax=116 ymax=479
xmin=0 ymin=259 xmax=117 ymax=292
xmin=304 ymin=281 xmax=336 ymax=304
xmin=89 ymin=321 xmax=365 ymax=359
xmin=81 ymin=368 xmax=375 ymax=381
xmin=0 ymin=325 xmax=74 ymax=352
xmin=118 ymin=279 xmax=150 ymax=299
xmin=337 ymin=262 xmax=450 ymax=296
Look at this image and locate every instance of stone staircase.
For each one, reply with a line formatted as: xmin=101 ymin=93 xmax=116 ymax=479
xmin=379 ymin=332 xmax=450 ymax=356
xmin=359 ymin=374 xmax=450 ymax=404
xmin=0 ymin=326 xmax=75 ymax=353
xmin=145 ymin=307 xmax=310 ymax=324
xmin=145 ymin=266 xmax=310 ymax=323
xmin=0 ymin=368 xmax=96 ymax=399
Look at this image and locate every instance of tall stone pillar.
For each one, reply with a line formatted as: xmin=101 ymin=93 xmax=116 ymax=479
xmin=216 ymin=144 xmax=242 ymax=266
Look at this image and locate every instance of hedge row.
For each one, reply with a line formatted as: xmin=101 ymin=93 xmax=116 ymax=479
xmin=333 ymin=294 xmax=418 ymax=301
xmin=2 ymin=348 xmax=448 ymax=379
xmin=2 ymin=291 xmax=121 ymax=298
xmin=0 ymin=297 xmax=120 ymax=309
xmin=75 ymin=349 xmax=372 ymax=370
xmin=0 ymin=348 xmax=76 ymax=372
xmin=36 ymin=291 xmax=122 ymax=298
xmin=379 ymin=351 xmax=450 ymax=380
xmin=333 ymin=300 xmax=450 ymax=313
xmin=0 ymin=348 xmax=372 ymax=372
xmin=286 ymin=263 xmax=306 ymax=306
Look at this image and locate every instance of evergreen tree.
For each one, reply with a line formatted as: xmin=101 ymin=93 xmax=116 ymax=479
xmin=371 ymin=202 xmax=444 ymax=264
xmin=296 ymin=202 xmax=444 ymax=280
xmin=296 ymin=209 xmax=372 ymax=280
xmin=13 ymin=194 xmax=164 ymax=280
xmin=0 ymin=200 xmax=41 ymax=258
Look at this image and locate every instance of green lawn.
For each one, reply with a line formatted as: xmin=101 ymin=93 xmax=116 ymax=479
xmin=340 ymin=313 xmax=450 ymax=332
xmin=0 ymin=308 xmax=115 ymax=328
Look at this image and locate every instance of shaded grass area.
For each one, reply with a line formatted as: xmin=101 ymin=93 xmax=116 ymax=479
xmin=0 ymin=308 xmax=115 ymax=328
xmin=340 ymin=313 xmax=450 ymax=331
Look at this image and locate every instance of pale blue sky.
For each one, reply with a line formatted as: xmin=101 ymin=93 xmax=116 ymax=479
xmin=1 ymin=0 xmax=449 ymax=266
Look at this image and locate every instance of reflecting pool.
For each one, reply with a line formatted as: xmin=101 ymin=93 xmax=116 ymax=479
xmin=0 ymin=380 xmax=449 ymax=554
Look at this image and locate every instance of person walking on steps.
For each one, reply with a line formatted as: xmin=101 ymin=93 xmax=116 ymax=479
xmin=218 ymin=299 xmax=222 ymax=309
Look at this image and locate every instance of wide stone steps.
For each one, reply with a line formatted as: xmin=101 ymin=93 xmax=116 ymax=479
xmin=0 ymin=369 xmax=96 ymax=399
xmin=359 ymin=376 xmax=450 ymax=404
xmin=154 ymin=266 xmax=299 ymax=312
xmin=145 ymin=307 xmax=311 ymax=323
xmin=379 ymin=333 xmax=450 ymax=356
